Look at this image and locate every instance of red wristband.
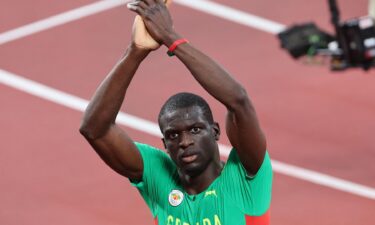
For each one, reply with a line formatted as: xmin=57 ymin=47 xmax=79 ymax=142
xmin=167 ymin=38 xmax=189 ymax=56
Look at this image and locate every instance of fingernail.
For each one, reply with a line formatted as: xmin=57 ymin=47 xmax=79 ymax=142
xmin=127 ymin=3 xmax=135 ymax=9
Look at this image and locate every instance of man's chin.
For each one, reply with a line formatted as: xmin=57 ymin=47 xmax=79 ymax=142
xmin=180 ymin=162 xmax=205 ymax=177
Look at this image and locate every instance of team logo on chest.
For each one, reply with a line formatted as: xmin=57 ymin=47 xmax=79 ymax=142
xmin=168 ymin=190 xmax=184 ymax=206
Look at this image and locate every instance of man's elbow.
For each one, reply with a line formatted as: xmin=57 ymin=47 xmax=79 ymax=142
xmin=79 ymin=124 xmax=91 ymax=139
xmin=79 ymin=122 xmax=99 ymax=140
xmin=231 ymin=88 xmax=253 ymax=111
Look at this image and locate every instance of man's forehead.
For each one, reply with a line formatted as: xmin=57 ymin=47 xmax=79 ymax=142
xmin=162 ymin=106 xmax=204 ymax=121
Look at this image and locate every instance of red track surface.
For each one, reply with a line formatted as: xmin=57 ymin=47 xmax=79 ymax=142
xmin=1 ymin=1 xmax=374 ymax=224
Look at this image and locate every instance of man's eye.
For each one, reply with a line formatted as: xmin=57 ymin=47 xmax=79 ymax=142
xmin=168 ymin=133 xmax=178 ymax=139
xmin=190 ymin=127 xmax=201 ymax=134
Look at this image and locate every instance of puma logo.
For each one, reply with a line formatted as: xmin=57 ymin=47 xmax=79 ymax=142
xmin=204 ymin=190 xmax=217 ymax=198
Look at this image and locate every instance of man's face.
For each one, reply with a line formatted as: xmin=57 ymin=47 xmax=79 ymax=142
xmin=159 ymin=106 xmax=220 ymax=176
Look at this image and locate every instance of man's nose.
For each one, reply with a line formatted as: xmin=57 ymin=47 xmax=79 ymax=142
xmin=179 ymin=132 xmax=194 ymax=149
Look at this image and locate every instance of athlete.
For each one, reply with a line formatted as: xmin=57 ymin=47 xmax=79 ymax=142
xmin=79 ymin=0 xmax=273 ymax=224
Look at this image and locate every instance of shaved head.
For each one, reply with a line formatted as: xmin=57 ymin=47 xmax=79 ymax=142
xmin=158 ymin=92 xmax=214 ymax=129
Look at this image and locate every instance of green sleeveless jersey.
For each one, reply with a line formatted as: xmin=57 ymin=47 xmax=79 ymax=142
xmin=131 ymin=142 xmax=273 ymax=225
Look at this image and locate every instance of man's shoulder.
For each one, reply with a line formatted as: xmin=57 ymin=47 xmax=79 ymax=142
xmin=134 ymin=142 xmax=167 ymax=156
xmin=223 ymin=148 xmax=272 ymax=179
xmin=135 ymin=142 xmax=160 ymax=150
xmin=134 ymin=142 xmax=175 ymax=168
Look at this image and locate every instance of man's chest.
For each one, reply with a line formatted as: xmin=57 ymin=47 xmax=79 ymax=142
xmin=156 ymin=188 xmax=244 ymax=225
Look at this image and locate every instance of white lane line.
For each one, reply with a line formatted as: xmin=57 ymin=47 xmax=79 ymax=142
xmin=0 ymin=0 xmax=128 ymax=45
xmin=0 ymin=0 xmax=285 ymax=46
xmin=1 ymin=69 xmax=375 ymax=200
xmin=174 ymin=0 xmax=285 ymax=34
xmin=0 ymin=69 xmax=160 ymax=138
xmin=272 ymin=161 xmax=375 ymax=200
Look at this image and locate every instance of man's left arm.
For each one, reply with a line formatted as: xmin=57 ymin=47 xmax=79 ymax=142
xmin=179 ymin=50 xmax=267 ymax=175
xmin=174 ymin=45 xmax=267 ymax=176
xmin=128 ymin=0 xmax=267 ymax=175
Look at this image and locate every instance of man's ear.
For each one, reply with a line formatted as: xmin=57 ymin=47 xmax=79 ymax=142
xmin=162 ymin=137 xmax=171 ymax=154
xmin=162 ymin=138 xmax=167 ymax=149
xmin=213 ymin=122 xmax=220 ymax=141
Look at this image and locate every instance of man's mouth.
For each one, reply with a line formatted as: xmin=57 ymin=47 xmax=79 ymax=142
xmin=181 ymin=154 xmax=198 ymax=163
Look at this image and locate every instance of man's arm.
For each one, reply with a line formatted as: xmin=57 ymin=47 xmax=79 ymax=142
xmin=79 ymin=2 xmax=169 ymax=180
xmin=129 ymin=0 xmax=266 ymax=175
xmin=175 ymin=46 xmax=267 ymax=176
xmin=80 ymin=0 xmax=174 ymax=180
xmin=79 ymin=46 xmax=149 ymax=180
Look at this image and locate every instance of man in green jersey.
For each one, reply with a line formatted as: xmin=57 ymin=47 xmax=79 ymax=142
xmin=79 ymin=0 xmax=273 ymax=224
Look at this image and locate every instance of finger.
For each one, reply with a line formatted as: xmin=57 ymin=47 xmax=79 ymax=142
xmin=145 ymin=0 xmax=170 ymax=7
xmin=151 ymin=0 xmax=166 ymax=6
xmin=136 ymin=1 xmax=148 ymax=9
xmin=127 ymin=2 xmax=146 ymax=15
xmin=164 ymin=0 xmax=173 ymax=7
xmin=127 ymin=0 xmax=147 ymax=9
xmin=142 ymin=0 xmax=154 ymax=6
xmin=159 ymin=0 xmax=172 ymax=8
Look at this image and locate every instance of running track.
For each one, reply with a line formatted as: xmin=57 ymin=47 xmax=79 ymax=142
xmin=1 ymin=0 xmax=374 ymax=224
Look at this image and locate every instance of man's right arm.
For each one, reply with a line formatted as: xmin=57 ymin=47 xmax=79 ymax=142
xmin=79 ymin=45 xmax=150 ymax=180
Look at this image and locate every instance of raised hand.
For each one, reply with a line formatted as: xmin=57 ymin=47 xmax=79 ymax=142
xmin=127 ymin=0 xmax=178 ymax=48
xmin=131 ymin=15 xmax=160 ymax=50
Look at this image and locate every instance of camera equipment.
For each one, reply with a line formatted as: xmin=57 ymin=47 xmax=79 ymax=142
xmin=278 ymin=0 xmax=375 ymax=70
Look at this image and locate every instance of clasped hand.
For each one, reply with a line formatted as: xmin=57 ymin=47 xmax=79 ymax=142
xmin=127 ymin=0 xmax=175 ymax=50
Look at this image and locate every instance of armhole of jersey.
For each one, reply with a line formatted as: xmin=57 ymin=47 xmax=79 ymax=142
xmin=130 ymin=142 xmax=164 ymax=217
xmin=129 ymin=142 xmax=147 ymax=187
xmin=243 ymin=151 xmax=270 ymax=180
xmin=223 ymin=149 xmax=272 ymax=216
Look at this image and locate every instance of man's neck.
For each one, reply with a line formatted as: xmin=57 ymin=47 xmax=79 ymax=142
xmin=179 ymin=160 xmax=224 ymax=195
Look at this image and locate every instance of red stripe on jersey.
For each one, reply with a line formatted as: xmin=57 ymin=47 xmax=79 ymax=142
xmin=154 ymin=217 xmax=158 ymax=225
xmin=245 ymin=210 xmax=270 ymax=225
